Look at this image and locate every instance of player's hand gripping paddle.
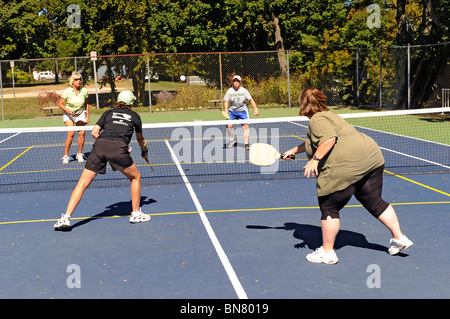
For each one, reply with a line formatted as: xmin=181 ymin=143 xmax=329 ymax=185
xmin=221 ymin=110 xmax=230 ymax=120
xmin=130 ymin=146 xmax=154 ymax=172
xmin=249 ymin=143 xmax=294 ymax=166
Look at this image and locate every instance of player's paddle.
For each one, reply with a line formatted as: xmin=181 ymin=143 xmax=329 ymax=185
xmin=221 ymin=110 xmax=230 ymax=120
xmin=72 ymin=109 xmax=84 ymax=116
xmin=249 ymin=143 xmax=294 ymax=166
xmin=130 ymin=146 xmax=154 ymax=172
xmin=144 ymin=157 xmax=155 ymax=172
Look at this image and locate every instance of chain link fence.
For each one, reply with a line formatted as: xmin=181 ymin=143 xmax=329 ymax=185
xmin=1 ymin=42 xmax=449 ymax=120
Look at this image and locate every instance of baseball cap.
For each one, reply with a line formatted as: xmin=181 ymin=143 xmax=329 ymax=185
xmin=233 ymin=75 xmax=242 ymax=82
xmin=117 ymin=90 xmax=137 ymax=105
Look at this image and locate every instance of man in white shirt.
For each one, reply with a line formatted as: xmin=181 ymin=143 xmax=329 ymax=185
xmin=223 ymin=75 xmax=259 ymax=150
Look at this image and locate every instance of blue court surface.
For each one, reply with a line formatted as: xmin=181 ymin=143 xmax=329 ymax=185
xmin=0 ymin=172 xmax=448 ymax=301
xmin=0 ymin=116 xmax=449 ymax=309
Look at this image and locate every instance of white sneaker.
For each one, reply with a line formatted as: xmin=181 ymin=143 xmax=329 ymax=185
xmin=227 ymin=137 xmax=237 ymax=148
xmin=306 ymin=246 xmax=339 ymax=264
xmin=76 ymin=153 xmax=85 ymax=163
xmin=54 ymin=213 xmax=71 ymax=230
xmin=388 ymin=234 xmax=413 ymax=255
xmin=62 ymin=155 xmax=70 ymax=164
xmin=129 ymin=210 xmax=151 ymax=224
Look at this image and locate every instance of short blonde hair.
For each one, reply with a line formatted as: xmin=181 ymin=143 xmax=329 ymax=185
xmin=69 ymin=71 xmax=83 ymax=86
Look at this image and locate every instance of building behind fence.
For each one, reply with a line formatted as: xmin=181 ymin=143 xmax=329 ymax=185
xmin=1 ymin=42 xmax=449 ymax=120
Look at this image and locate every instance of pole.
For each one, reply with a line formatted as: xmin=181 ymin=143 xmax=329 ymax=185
xmin=93 ymin=59 xmax=100 ymax=108
xmin=356 ymin=47 xmax=360 ymax=105
xmin=0 ymin=62 xmax=4 ymax=120
xmin=287 ymin=51 xmax=291 ymax=108
xmin=379 ymin=47 xmax=382 ymax=108
xmin=11 ymin=61 xmax=15 ymax=99
xmin=146 ymin=54 xmax=152 ymax=113
xmin=219 ymin=52 xmax=223 ymax=109
xmin=407 ymin=43 xmax=411 ymax=109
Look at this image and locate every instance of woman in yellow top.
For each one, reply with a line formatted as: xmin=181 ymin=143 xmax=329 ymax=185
xmin=283 ymin=88 xmax=413 ymax=264
xmin=58 ymin=71 xmax=90 ymax=164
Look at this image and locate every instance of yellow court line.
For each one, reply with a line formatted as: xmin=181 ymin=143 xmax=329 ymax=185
xmin=291 ymin=135 xmax=306 ymax=141
xmin=1 ymin=201 xmax=449 ymax=226
xmin=384 ymin=169 xmax=450 ymax=197
xmin=0 ymin=145 xmax=34 ymax=172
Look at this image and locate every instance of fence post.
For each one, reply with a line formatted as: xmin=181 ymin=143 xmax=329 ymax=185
xmin=146 ymin=53 xmax=152 ymax=113
xmin=10 ymin=61 xmax=15 ymax=99
xmin=407 ymin=43 xmax=411 ymax=109
xmin=356 ymin=47 xmax=360 ymax=105
xmin=379 ymin=47 xmax=382 ymax=108
xmin=90 ymin=51 xmax=100 ymax=109
xmin=219 ymin=52 xmax=223 ymax=109
xmin=0 ymin=61 xmax=3 ymax=120
xmin=287 ymin=50 xmax=291 ymax=108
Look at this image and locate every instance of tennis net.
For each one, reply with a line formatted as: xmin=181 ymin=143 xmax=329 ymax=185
xmin=0 ymin=107 xmax=449 ymax=193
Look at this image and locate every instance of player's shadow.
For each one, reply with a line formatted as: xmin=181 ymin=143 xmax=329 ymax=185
xmin=246 ymin=222 xmax=403 ymax=255
xmin=58 ymin=196 xmax=156 ymax=231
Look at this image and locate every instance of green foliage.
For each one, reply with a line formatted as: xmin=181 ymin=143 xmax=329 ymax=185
xmin=7 ymin=68 xmax=32 ymax=83
xmin=155 ymin=85 xmax=218 ymax=110
xmin=1 ymin=0 xmax=448 ymax=110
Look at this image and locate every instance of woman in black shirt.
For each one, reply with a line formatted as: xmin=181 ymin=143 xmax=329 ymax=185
xmin=54 ymin=91 xmax=151 ymax=230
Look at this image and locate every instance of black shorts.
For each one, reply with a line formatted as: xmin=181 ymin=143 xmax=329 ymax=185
xmin=318 ymin=165 xmax=390 ymax=220
xmin=85 ymin=138 xmax=133 ymax=174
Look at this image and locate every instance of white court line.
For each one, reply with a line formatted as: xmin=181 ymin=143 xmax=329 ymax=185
xmin=353 ymin=125 xmax=450 ymax=170
xmin=0 ymin=132 xmax=21 ymax=144
xmin=164 ymin=139 xmax=248 ymax=299
xmin=380 ymin=147 xmax=450 ymax=170
xmin=289 ymin=120 xmax=449 ymax=170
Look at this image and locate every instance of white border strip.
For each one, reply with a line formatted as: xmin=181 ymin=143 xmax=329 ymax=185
xmin=164 ymin=139 xmax=248 ymax=299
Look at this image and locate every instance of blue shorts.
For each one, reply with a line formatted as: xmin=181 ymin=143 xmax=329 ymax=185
xmin=228 ymin=110 xmax=249 ymax=125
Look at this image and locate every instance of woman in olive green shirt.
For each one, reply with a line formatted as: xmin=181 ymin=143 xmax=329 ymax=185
xmin=283 ymin=88 xmax=413 ymax=264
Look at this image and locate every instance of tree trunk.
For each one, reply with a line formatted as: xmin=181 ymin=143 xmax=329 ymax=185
xmin=396 ymin=0 xmax=407 ymax=44
xmin=272 ymin=12 xmax=287 ymax=78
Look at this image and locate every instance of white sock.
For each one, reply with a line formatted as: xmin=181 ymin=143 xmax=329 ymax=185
xmin=226 ymin=127 xmax=234 ymax=140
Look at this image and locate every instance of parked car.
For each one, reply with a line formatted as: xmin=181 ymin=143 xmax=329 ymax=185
xmin=33 ymin=71 xmax=56 ymax=81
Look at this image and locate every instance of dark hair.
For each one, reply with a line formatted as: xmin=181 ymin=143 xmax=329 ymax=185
xmin=299 ymin=88 xmax=328 ymax=118
xmin=117 ymin=101 xmax=131 ymax=109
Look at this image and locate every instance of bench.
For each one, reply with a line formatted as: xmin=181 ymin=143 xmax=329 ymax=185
xmin=207 ymin=99 xmax=223 ymax=108
xmin=42 ymin=106 xmax=62 ymax=116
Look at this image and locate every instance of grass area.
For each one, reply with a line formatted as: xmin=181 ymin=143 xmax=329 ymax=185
xmin=347 ymin=114 xmax=450 ymax=145
xmin=0 ymin=106 xmax=302 ymax=128
xmin=0 ymin=80 xmax=187 ymax=121
xmin=1 ymin=81 xmax=448 ymax=146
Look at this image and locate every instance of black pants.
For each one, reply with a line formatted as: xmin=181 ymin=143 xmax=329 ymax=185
xmin=318 ymin=165 xmax=390 ymax=220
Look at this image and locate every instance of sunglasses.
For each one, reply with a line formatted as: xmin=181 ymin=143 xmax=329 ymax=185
xmin=74 ymin=78 xmax=82 ymax=81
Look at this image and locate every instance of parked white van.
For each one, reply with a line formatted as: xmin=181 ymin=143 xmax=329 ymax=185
xmin=33 ymin=71 xmax=56 ymax=81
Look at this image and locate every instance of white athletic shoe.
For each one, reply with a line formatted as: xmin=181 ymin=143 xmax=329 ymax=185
xmin=54 ymin=213 xmax=71 ymax=230
xmin=76 ymin=153 xmax=85 ymax=163
xmin=388 ymin=234 xmax=413 ymax=255
xmin=129 ymin=210 xmax=151 ymax=224
xmin=306 ymin=246 xmax=339 ymax=264
xmin=62 ymin=155 xmax=70 ymax=164
xmin=227 ymin=137 xmax=237 ymax=148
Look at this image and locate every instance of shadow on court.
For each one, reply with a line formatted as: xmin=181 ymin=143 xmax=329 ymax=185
xmin=247 ymin=222 xmax=408 ymax=256
xmin=56 ymin=196 xmax=157 ymax=231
